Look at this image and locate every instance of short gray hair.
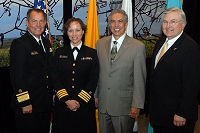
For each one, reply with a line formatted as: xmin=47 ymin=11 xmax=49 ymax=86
xmin=162 ymin=7 xmax=187 ymax=25
xmin=108 ymin=9 xmax=128 ymax=24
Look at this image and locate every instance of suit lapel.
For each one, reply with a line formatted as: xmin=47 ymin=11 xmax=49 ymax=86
xmin=41 ymin=37 xmax=51 ymax=61
xmin=105 ymin=37 xmax=112 ymax=62
xmin=76 ymin=45 xmax=86 ymax=62
xmin=153 ymin=32 xmax=186 ymax=71
xmin=101 ymin=35 xmax=130 ymax=63
xmin=25 ymin=32 xmax=46 ymax=60
xmin=66 ymin=45 xmax=74 ymax=61
xmin=42 ymin=37 xmax=49 ymax=54
xmin=151 ymin=37 xmax=166 ymax=70
xmin=113 ymin=35 xmax=129 ymax=62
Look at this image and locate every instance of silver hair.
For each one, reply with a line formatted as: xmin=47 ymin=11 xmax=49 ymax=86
xmin=162 ymin=7 xmax=187 ymax=25
xmin=108 ymin=9 xmax=128 ymax=24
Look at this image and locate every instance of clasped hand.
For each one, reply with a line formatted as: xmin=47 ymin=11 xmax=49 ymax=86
xmin=173 ymin=114 xmax=186 ymax=126
xmin=65 ymin=100 xmax=80 ymax=111
xmin=22 ymin=104 xmax=32 ymax=114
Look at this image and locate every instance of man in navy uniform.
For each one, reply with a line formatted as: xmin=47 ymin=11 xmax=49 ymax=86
xmin=10 ymin=8 xmax=53 ymax=133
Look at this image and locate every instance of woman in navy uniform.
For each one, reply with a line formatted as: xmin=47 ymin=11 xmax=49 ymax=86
xmin=52 ymin=17 xmax=99 ymax=133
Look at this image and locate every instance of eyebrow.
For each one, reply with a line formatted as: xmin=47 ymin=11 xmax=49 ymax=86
xmin=163 ymin=19 xmax=178 ymax=21
xmin=110 ymin=19 xmax=124 ymax=22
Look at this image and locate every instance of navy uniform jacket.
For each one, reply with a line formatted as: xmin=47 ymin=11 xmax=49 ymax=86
xmin=10 ymin=32 xmax=53 ymax=112
xmin=149 ymin=32 xmax=200 ymax=127
xmin=52 ymin=44 xmax=99 ymax=116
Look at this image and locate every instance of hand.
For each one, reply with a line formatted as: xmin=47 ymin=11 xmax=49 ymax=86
xmin=173 ymin=114 xmax=186 ymax=126
xmin=95 ymin=98 xmax=98 ymax=108
xmin=22 ymin=104 xmax=32 ymax=114
xmin=65 ymin=100 xmax=80 ymax=111
xmin=129 ymin=107 xmax=140 ymax=118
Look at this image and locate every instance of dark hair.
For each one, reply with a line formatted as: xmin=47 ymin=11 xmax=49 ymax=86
xmin=26 ymin=8 xmax=46 ymax=20
xmin=63 ymin=17 xmax=87 ymax=34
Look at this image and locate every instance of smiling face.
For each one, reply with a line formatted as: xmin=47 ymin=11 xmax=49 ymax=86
xmin=26 ymin=10 xmax=46 ymax=39
xmin=109 ymin=13 xmax=128 ymax=40
xmin=162 ymin=11 xmax=185 ymax=40
xmin=67 ymin=21 xmax=84 ymax=46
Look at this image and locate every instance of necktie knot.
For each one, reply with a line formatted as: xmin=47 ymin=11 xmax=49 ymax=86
xmin=113 ymin=41 xmax=117 ymax=45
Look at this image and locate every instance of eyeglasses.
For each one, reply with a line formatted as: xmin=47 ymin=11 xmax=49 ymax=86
xmin=162 ymin=20 xmax=181 ymax=25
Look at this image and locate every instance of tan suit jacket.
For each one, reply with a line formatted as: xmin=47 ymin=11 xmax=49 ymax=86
xmin=95 ymin=35 xmax=146 ymax=116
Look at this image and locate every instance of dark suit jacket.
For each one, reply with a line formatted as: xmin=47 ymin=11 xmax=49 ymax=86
xmin=52 ymin=44 xmax=99 ymax=116
xmin=10 ymin=31 xmax=53 ymax=112
xmin=149 ymin=32 xmax=200 ymax=127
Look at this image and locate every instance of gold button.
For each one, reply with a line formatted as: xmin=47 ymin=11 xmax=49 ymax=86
xmin=72 ymin=86 xmax=74 ymax=89
xmin=18 ymin=89 xmax=22 ymax=93
xmin=72 ymin=71 xmax=75 ymax=74
xmin=73 ymin=63 xmax=75 ymax=66
xmin=72 ymin=78 xmax=74 ymax=81
xmin=46 ymin=76 xmax=48 ymax=78
xmin=47 ymin=86 xmax=49 ymax=88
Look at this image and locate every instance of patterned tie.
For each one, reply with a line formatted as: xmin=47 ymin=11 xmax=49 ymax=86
xmin=111 ymin=41 xmax=117 ymax=62
xmin=156 ymin=40 xmax=168 ymax=65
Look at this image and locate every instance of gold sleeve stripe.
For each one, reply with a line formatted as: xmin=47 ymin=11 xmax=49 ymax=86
xmin=57 ymin=91 xmax=67 ymax=98
xmin=57 ymin=91 xmax=68 ymax=100
xmin=56 ymin=89 xmax=68 ymax=100
xmin=16 ymin=91 xmax=30 ymax=103
xmin=81 ymin=90 xmax=91 ymax=99
xmin=16 ymin=91 xmax=28 ymax=96
xmin=78 ymin=93 xmax=89 ymax=103
xmin=78 ymin=90 xmax=91 ymax=103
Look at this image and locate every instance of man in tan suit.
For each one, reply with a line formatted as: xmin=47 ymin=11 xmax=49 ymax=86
xmin=95 ymin=9 xmax=146 ymax=133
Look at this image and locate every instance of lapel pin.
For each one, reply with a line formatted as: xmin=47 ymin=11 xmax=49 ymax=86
xmin=174 ymin=48 xmax=177 ymax=50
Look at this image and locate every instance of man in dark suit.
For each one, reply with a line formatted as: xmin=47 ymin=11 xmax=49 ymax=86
xmin=149 ymin=7 xmax=200 ymax=133
xmin=94 ymin=9 xmax=146 ymax=133
xmin=10 ymin=8 xmax=53 ymax=133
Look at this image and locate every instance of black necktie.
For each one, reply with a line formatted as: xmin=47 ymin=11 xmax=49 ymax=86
xmin=111 ymin=41 xmax=117 ymax=62
xmin=38 ymin=40 xmax=45 ymax=53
